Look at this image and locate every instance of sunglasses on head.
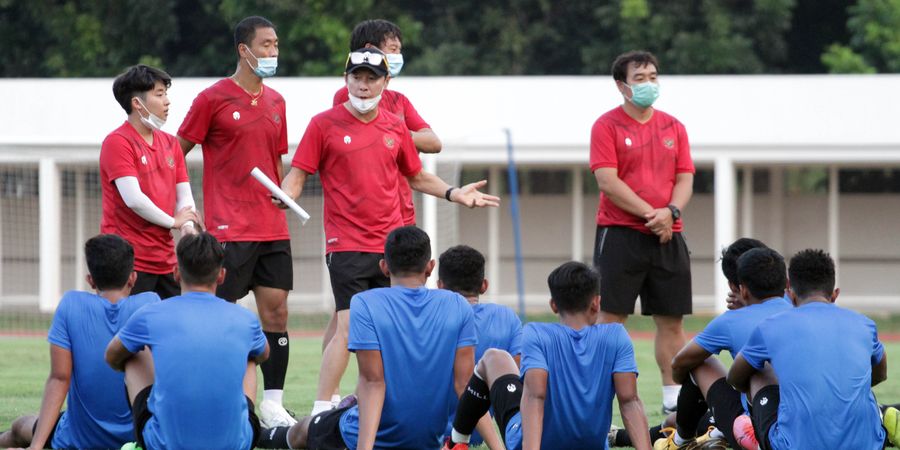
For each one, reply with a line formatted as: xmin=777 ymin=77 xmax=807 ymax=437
xmin=347 ymin=51 xmax=387 ymax=67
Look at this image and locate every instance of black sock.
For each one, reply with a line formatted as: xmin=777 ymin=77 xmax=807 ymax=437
xmin=649 ymin=424 xmax=664 ymax=443
xmin=256 ymin=426 xmax=290 ymax=449
xmin=675 ymin=377 xmax=707 ymax=439
xmin=261 ymin=331 xmax=289 ymax=391
xmin=614 ymin=424 xmax=663 ymax=447
xmin=451 ymin=373 xmax=492 ymax=437
xmin=707 ymin=376 xmax=745 ymax=448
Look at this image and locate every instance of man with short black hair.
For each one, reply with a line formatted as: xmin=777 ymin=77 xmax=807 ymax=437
xmin=177 ymin=15 xmax=295 ymax=426
xmin=443 ymin=261 xmax=651 ymax=450
xmin=728 ymin=249 xmax=888 ymax=450
xmin=281 ymin=47 xmax=498 ymax=417
xmin=0 ymin=235 xmax=159 ymax=449
xmin=105 ymin=232 xmax=270 ymax=450
xmin=100 ymin=64 xmax=199 ymax=299
xmin=258 ymin=226 xmax=481 ymax=450
xmin=591 ymin=50 xmax=695 ymax=413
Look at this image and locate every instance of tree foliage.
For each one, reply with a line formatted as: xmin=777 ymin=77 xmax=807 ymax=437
xmin=0 ymin=0 xmax=897 ymax=77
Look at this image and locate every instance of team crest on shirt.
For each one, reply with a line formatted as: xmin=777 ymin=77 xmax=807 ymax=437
xmin=166 ymin=156 xmax=175 ymax=168
xmin=383 ymin=135 xmax=396 ymax=149
xmin=664 ymin=138 xmax=675 ymax=148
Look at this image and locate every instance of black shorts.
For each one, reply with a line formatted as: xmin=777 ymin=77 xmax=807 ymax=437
xmin=217 ymin=240 xmax=293 ymax=302
xmin=593 ymin=226 xmax=692 ymax=316
xmin=489 ymin=374 xmax=524 ymax=443
xmin=132 ymin=385 xmax=261 ymax=450
xmin=326 ymin=252 xmax=390 ymax=311
xmin=306 ymin=405 xmax=351 ymax=450
xmin=749 ymin=385 xmax=780 ymax=450
xmin=133 ymin=271 xmax=180 ymax=299
xmin=30 ymin=413 xmax=61 ymax=449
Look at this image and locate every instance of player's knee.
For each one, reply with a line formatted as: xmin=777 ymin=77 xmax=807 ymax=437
xmin=479 ymin=348 xmax=513 ymax=373
xmin=10 ymin=415 xmax=36 ymax=442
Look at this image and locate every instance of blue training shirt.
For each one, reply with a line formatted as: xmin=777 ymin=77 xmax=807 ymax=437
xmin=740 ymin=302 xmax=885 ymax=450
xmin=117 ymin=292 xmax=267 ymax=450
xmin=47 ymin=290 xmax=159 ymax=449
xmin=504 ymin=322 xmax=638 ymax=450
xmin=694 ymin=295 xmax=792 ymax=359
xmin=444 ymin=301 xmax=523 ymax=446
xmin=340 ymin=286 xmax=477 ymax=450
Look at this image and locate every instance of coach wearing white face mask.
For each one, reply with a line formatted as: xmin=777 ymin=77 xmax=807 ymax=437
xmin=590 ymin=50 xmax=696 ymax=416
xmin=280 ymin=48 xmax=500 ymax=422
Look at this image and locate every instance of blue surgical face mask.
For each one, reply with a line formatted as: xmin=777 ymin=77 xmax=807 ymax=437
xmin=386 ymin=53 xmax=404 ymax=77
xmin=625 ymin=81 xmax=659 ymax=108
xmin=245 ymin=46 xmax=277 ymax=78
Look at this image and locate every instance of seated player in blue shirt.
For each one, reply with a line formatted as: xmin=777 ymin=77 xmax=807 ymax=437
xmin=443 ymin=261 xmax=652 ymax=450
xmin=0 ymin=234 xmax=160 ymax=449
xmin=438 ymin=245 xmax=523 ymax=449
xmin=105 ymin=232 xmax=270 ymax=450
xmin=728 ymin=249 xmax=888 ymax=450
xmin=257 ymin=226 xmax=479 ymax=450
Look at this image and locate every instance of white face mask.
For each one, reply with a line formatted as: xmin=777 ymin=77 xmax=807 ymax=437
xmin=348 ymin=93 xmax=382 ymax=113
xmin=135 ymin=97 xmax=165 ymax=130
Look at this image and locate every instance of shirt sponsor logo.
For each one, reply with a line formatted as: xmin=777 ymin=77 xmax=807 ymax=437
xmin=217 ymin=225 xmax=229 ymax=230
xmin=383 ymin=135 xmax=395 ymax=149
xmin=233 ymin=111 xmax=241 ymax=120
xmin=664 ymin=138 xmax=675 ymax=148
xmin=166 ymin=156 xmax=175 ymax=168
xmin=140 ymin=155 xmax=148 ymax=165
xmin=624 ymin=137 xmax=632 ymax=146
xmin=327 ymin=237 xmax=339 ymax=244
xmin=343 ymin=135 xmax=352 ymax=144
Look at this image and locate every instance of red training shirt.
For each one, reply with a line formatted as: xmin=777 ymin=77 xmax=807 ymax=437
xmin=99 ymin=121 xmax=189 ymax=274
xmin=292 ymin=104 xmax=422 ymax=254
xmin=177 ymin=79 xmax=289 ymax=242
xmin=334 ymin=87 xmax=430 ymax=226
xmin=590 ymin=106 xmax=695 ymax=233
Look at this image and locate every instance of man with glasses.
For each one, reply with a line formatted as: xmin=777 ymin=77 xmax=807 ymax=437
xmin=279 ymin=47 xmax=499 ymax=418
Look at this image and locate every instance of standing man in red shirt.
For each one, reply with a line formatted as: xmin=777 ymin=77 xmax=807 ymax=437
xmin=281 ymin=47 xmax=499 ymax=416
xmin=590 ymin=50 xmax=695 ymax=414
xmin=100 ymin=64 xmax=199 ymax=299
xmin=177 ymin=16 xmax=295 ymax=427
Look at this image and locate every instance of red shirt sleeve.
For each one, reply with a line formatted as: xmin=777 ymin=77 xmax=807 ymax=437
xmin=173 ymin=138 xmax=189 ymax=183
xmin=292 ymin=117 xmax=324 ymax=174
xmin=278 ymin=100 xmax=288 ymax=155
xmin=675 ymin=121 xmax=695 ymax=174
xmin=590 ymin=118 xmax=618 ymax=171
xmin=396 ymin=123 xmax=422 ymax=177
xmin=333 ymin=87 xmax=349 ymax=107
xmin=100 ymin=133 xmax=139 ymax=182
xmin=397 ymin=93 xmax=430 ymax=131
xmin=177 ymin=92 xmax=212 ymax=145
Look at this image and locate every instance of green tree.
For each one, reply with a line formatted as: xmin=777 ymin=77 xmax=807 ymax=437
xmin=822 ymin=0 xmax=900 ymax=73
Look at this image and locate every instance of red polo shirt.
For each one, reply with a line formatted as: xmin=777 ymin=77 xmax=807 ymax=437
xmin=99 ymin=121 xmax=189 ymax=274
xmin=334 ymin=87 xmax=430 ymax=225
xmin=590 ymin=106 xmax=694 ymax=233
xmin=178 ymin=79 xmax=289 ymax=242
xmin=292 ymin=105 xmax=422 ymax=254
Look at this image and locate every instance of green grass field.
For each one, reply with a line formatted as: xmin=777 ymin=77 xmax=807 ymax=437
xmin=2 ymin=316 xmax=900 ymax=449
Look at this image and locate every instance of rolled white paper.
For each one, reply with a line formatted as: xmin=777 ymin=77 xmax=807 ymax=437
xmin=250 ymin=167 xmax=311 ymax=225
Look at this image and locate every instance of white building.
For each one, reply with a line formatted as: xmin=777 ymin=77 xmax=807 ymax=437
xmin=2 ymin=75 xmax=899 ymax=313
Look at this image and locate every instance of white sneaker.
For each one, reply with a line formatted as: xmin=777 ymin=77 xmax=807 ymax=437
xmin=259 ymin=399 xmax=298 ymax=428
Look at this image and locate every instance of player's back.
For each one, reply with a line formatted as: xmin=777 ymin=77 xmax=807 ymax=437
xmin=48 ymin=290 xmax=159 ymax=449
xmin=117 ymin=291 xmax=266 ymax=449
xmin=342 ymin=286 xmax=476 ymax=449
xmin=695 ymin=295 xmax=791 ymax=359
xmin=514 ymin=322 xmax=637 ymax=450
xmin=749 ymin=302 xmax=885 ymax=449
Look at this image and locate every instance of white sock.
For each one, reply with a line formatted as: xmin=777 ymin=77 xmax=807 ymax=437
xmin=451 ymin=429 xmax=471 ymax=444
xmin=662 ymin=384 xmax=681 ymax=409
xmin=331 ymin=394 xmax=342 ymax=406
xmin=710 ymin=427 xmax=725 ymax=440
xmin=263 ymin=389 xmax=284 ymax=405
xmin=311 ymin=400 xmax=333 ymax=416
xmin=672 ymin=430 xmax=688 ymax=445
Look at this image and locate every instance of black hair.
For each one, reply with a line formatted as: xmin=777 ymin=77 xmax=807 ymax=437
xmin=234 ymin=16 xmax=276 ymax=50
xmin=788 ymin=249 xmax=836 ymax=298
xmin=176 ymin=232 xmax=224 ymax=286
xmin=611 ymin=50 xmax=659 ymax=82
xmin=349 ymin=19 xmax=402 ymax=51
xmin=85 ymin=234 xmax=134 ymax=290
xmin=721 ymin=238 xmax=769 ymax=285
xmin=438 ymin=245 xmax=485 ymax=297
xmin=547 ymin=262 xmax=599 ymax=314
xmin=112 ymin=64 xmax=171 ymax=114
xmin=384 ymin=226 xmax=431 ymax=276
xmin=736 ymin=248 xmax=786 ymax=300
